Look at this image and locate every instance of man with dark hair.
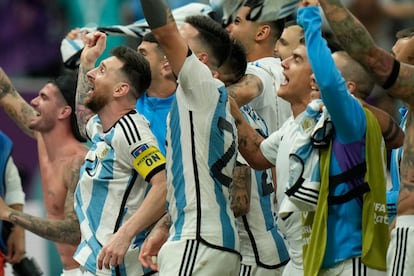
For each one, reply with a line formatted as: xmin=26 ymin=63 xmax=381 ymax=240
xmin=135 ymin=32 xmax=177 ymax=155
xmin=317 ymin=0 xmax=414 ymax=274
xmin=225 ymin=0 xmax=292 ymax=134
xmin=73 ymin=32 xmax=167 ymax=275
xmin=0 ymin=68 xmax=88 ymax=275
xmin=135 ymin=0 xmax=240 ymax=274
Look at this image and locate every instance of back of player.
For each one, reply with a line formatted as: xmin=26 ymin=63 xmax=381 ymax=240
xmin=238 ymin=105 xmax=289 ymax=276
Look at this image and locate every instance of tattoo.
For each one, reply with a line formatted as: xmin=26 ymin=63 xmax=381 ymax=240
xmin=7 ymin=157 xmax=83 ymax=245
xmin=8 ymin=210 xmax=79 ymax=245
xmin=227 ymin=74 xmax=263 ymax=107
xmin=0 ymin=68 xmax=36 ymax=137
xmin=140 ymin=0 xmax=173 ymax=29
xmin=160 ymin=213 xmax=171 ymax=230
xmin=230 ymin=164 xmax=251 ymax=217
xmin=76 ymin=65 xmax=94 ymax=138
xmin=320 ymin=0 xmax=394 ymax=85
xmin=238 ymin=130 xmax=263 ymax=152
xmin=0 ymin=71 xmax=12 ymax=99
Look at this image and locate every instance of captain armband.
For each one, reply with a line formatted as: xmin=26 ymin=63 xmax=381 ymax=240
xmin=132 ymin=144 xmax=166 ymax=182
xmin=382 ymin=59 xmax=400 ymax=90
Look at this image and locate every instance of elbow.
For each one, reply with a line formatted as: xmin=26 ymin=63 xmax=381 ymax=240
xmin=385 ymin=131 xmax=405 ymax=150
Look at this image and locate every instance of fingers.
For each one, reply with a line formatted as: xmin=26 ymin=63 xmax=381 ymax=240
xmin=6 ymin=248 xmax=25 ymax=264
xmin=65 ymin=28 xmax=81 ymax=40
xmin=81 ymin=31 xmax=106 ymax=48
xmin=98 ymin=248 xmax=123 ymax=270
xmin=138 ymin=249 xmax=151 ymax=267
xmin=139 ymin=252 xmax=159 ymax=271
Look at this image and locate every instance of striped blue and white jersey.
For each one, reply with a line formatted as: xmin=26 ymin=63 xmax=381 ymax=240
xmin=165 ymin=53 xmax=239 ymax=253
xmin=238 ymin=105 xmax=289 ymax=268
xmin=74 ymin=110 xmax=164 ymax=275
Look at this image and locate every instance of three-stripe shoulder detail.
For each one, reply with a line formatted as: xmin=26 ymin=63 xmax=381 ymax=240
xmin=118 ymin=114 xmax=142 ymax=145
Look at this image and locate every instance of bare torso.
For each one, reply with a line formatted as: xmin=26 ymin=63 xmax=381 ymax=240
xmin=37 ymin=138 xmax=87 ymax=270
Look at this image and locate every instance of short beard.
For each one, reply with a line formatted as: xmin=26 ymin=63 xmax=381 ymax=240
xmin=85 ymin=96 xmax=106 ymax=113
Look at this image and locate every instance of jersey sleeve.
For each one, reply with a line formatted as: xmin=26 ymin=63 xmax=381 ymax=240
xmin=298 ymin=6 xmax=366 ymax=144
xmin=4 ymin=157 xmax=25 ymax=205
xmin=176 ymin=53 xmax=222 ymax=110
xmin=113 ymin=114 xmax=166 ymax=183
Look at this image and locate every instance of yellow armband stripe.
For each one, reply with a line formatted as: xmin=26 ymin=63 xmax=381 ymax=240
xmin=132 ymin=146 xmax=166 ymax=181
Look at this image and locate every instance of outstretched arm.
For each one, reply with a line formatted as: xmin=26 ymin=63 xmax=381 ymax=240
xmin=0 ymin=68 xmax=37 ymax=138
xmin=0 ymin=157 xmax=82 ymax=245
xmin=140 ymin=0 xmax=188 ymax=76
xmin=319 ymin=0 xmax=414 ymax=106
xmin=5 ymin=204 xmax=25 ymax=264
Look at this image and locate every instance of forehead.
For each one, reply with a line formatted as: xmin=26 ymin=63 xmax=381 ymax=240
xmin=40 ymin=83 xmax=59 ymax=95
xmin=101 ymin=56 xmax=124 ymax=69
xmin=282 ymin=25 xmax=302 ymax=38
xmin=39 ymin=83 xmax=65 ymax=103
xmin=236 ymin=6 xmax=251 ymax=20
xmin=292 ymin=44 xmax=307 ymax=58
xmin=137 ymin=41 xmax=158 ymax=52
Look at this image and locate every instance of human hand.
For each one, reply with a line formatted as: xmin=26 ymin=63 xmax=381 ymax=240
xmin=6 ymin=225 xmax=25 ymax=264
xmin=65 ymin=28 xmax=83 ymax=40
xmin=0 ymin=197 xmax=11 ymax=220
xmin=138 ymin=228 xmax=168 ymax=271
xmin=80 ymin=31 xmax=107 ymax=67
xmin=97 ymin=231 xmax=131 ymax=270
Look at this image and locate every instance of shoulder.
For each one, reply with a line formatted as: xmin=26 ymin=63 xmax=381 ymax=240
xmin=113 ymin=111 xmax=156 ymax=146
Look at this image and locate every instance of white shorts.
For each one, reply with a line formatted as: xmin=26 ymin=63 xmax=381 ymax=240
xmin=240 ymin=263 xmax=284 ymax=276
xmin=158 ymin=239 xmax=240 ymax=275
xmin=388 ymin=215 xmax=414 ymax=276
xmin=319 ymin=257 xmax=386 ymax=276
xmin=61 ymin=268 xmax=81 ymax=276
xmin=282 ymin=260 xmax=303 ymax=276
xmin=276 ymin=212 xmax=303 ymax=269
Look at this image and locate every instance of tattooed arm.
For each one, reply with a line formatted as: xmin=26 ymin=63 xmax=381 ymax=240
xmin=140 ymin=0 xmax=188 ymax=76
xmin=319 ymin=0 xmax=414 ymax=106
xmin=0 ymin=157 xmax=82 ymax=245
xmin=74 ymin=32 xmax=105 ymax=138
xmin=227 ymin=74 xmax=263 ymax=107
xmin=0 ymin=68 xmax=37 ymax=138
xmin=230 ymin=164 xmax=251 ymax=217
xmin=229 ymin=96 xmax=273 ymax=170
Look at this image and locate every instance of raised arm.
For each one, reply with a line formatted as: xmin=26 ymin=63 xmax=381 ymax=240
xmin=0 ymin=68 xmax=37 ymax=138
xmin=75 ymin=32 xmax=104 ymax=137
xmin=139 ymin=0 xmax=188 ymax=76
xmin=319 ymin=0 xmax=414 ymax=106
